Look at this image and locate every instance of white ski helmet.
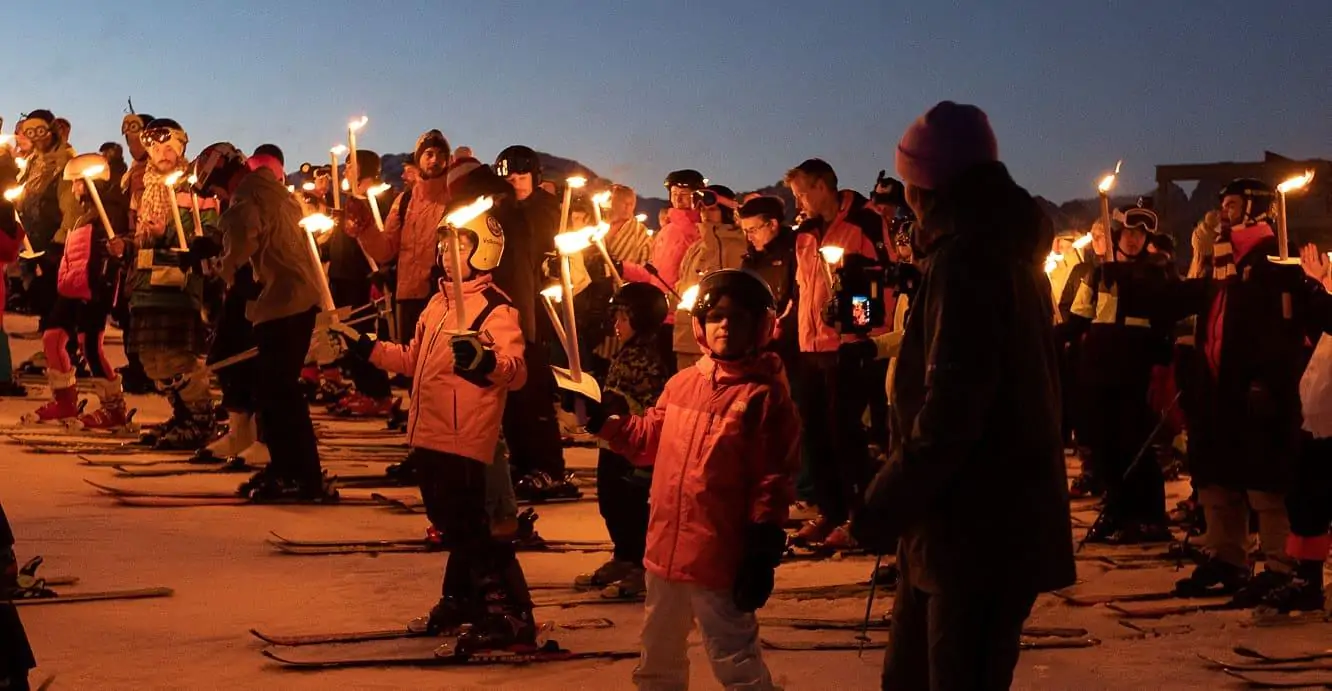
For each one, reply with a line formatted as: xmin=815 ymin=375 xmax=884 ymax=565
xmin=436 ymin=197 xmax=505 ymax=274
xmin=63 ymin=153 xmax=112 ymax=182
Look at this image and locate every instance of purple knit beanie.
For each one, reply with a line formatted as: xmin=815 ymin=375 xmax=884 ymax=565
xmin=895 ymin=101 xmax=998 ymax=190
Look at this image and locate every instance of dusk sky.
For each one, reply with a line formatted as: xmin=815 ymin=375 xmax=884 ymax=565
xmin=5 ymin=0 xmax=1329 ymax=202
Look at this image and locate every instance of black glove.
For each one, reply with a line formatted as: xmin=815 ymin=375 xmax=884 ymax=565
xmin=732 ymin=523 xmax=788 ymax=612
xmin=184 ymin=234 xmax=222 ymax=272
xmin=560 ymin=390 xmax=607 ymax=433
xmin=451 ymin=334 xmax=497 ymax=386
xmin=331 ymin=323 xmax=377 ymax=361
xmin=837 ymin=338 xmax=877 ymax=368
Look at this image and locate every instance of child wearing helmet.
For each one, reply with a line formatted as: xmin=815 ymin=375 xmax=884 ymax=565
xmin=573 ymin=281 xmax=673 ymax=598
xmin=579 ymin=268 xmax=800 ymax=690
xmin=334 ymin=198 xmax=537 ymax=654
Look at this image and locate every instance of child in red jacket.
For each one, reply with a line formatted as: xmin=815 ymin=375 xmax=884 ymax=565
xmin=586 ymin=268 xmax=800 ymax=691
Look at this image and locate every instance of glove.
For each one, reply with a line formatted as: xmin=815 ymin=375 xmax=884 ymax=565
xmin=732 ymin=523 xmax=788 ymax=612
xmin=542 ymin=253 xmax=561 ymax=281
xmin=561 ymin=390 xmax=607 ymax=433
xmin=184 ymin=234 xmax=222 ymax=272
xmin=451 ymin=334 xmax=497 ymax=386
xmin=330 ymin=322 xmax=377 ymax=361
xmin=837 ymin=339 xmax=877 ymax=368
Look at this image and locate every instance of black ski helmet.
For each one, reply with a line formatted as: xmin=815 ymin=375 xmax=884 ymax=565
xmin=190 ymin=143 xmax=247 ymax=196
xmin=690 ymin=269 xmax=776 ymax=356
xmin=1218 ymin=178 xmax=1276 ymax=224
xmin=494 ymin=145 xmax=542 ymax=185
xmin=663 ymin=169 xmax=706 ymax=190
xmin=609 ymin=282 xmax=669 ymax=335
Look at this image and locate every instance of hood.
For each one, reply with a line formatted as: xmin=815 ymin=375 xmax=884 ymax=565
xmin=838 ymin=189 xmax=872 ymax=214
xmin=695 ymin=351 xmax=788 ymax=390
xmin=916 ymin=161 xmax=1052 ymax=267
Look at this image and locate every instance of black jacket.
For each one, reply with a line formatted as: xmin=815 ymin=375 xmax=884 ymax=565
xmin=856 ymin=162 xmax=1076 ymax=595
xmin=1129 ymin=234 xmax=1332 ymax=492
xmin=742 ymin=226 xmax=798 ymax=361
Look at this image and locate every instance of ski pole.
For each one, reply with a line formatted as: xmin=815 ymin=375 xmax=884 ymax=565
xmin=857 ymin=554 xmax=883 ymax=658
xmin=1075 ymin=390 xmax=1182 ymax=553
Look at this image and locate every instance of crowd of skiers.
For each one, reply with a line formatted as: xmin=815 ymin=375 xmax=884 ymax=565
xmin=1 ymin=96 xmax=1329 ymax=691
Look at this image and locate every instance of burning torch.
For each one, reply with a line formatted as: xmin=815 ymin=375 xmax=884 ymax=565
xmin=329 ymin=145 xmax=346 ymax=211
xmin=65 ymin=154 xmax=117 ymax=241
xmin=347 ymin=116 xmax=367 ymax=197
xmin=440 ymin=197 xmax=495 ymax=333
xmin=1274 ymin=170 xmax=1315 ymax=263
xmin=560 ymin=176 xmax=586 ymax=236
xmin=298 ymin=212 xmax=338 ymax=313
xmin=553 ymin=225 xmax=600 ymax=382
xmin=187 ymin=169 xmax=204 ymax=236
xmin=819 ymin=245 xmax=845 ymax=288
xmin=1096 ymin=161 xmax=1121 ymax=263
xmin=540 ymin=284 xmax=571 ymax=357
xmin=163 ymin=171 xmax=189 ymax=250
xmin=3 ymin=187 xmax=44 ymax=264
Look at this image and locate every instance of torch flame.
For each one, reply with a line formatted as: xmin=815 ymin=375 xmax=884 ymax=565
xmin=593 ymin=191 xmax=612 ymax=208
xmin=83 ymin=164 xmax=107 ymax=179
xmin=635 ymin=213 xmax=647 ymax=223
xmin=3 ymin=186 xmax=22 ymax=202
xmin=15 ymin=157 xmax=27 ymax=170
xmin=592 ymin=222 xmax=611 ymax=242
xmin=0 ymin=135 xmax=13 ymax=149
xmin=1097 ymin=160 xmax=1122 ymax=194
xmin=1044 ymin=258 xmax=1059 ymax=275
xmin=1072 ymin=234 xmax=1093 ymax=250
xmin=555 ymin=225 xmax=597 ymax=255
xmin=287 ymin=185 xmax=296 ymax=193
xmin=163 ymin=170 xmax=182 ymax=186
xmin=341 ymin=179 xmax=350 ymax=191
xmin=187 ymin=174 xmax=198 ymax=186
xmin=445 ymin=196 xmax=495 ymax=228
xmin=566 ymin=176 xmax=587 ymax=189
xmin=678 ymin=284 xmax=700 ymax=311
xmin=369 ymin=182 xmax=392 ymax=196
xmin=299 ymin=213 xmax=336 ymax=234
xmin=819 ymin=245 xmax=846 ymax=265
xmin=540 ymin=285 xmax=563 ymax=303
xmin=1278 ymin=169 xmax=1316 ymax=194
xmin=330 ymin=144 xmax=347 ymax=156
xmin=301 ymin=181 xmax=316 ymax=191
xmin=348 ymin=116 xmax=368 ymax=132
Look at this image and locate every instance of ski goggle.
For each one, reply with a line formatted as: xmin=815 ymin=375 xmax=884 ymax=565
xmin=141 ymin=127 xmax=182 ymax=146
xmin=121 ymin=119 xmax=144 ymax=136
xmin=694 ymin=190 xmax=736 ymax=209
xmin=494 ymin=156 xmax=536 ymax=177
xmin=19 ymin=124 xmax=49 ymax=140
xmin=1114 ymin=207 xmax=1159 ymax=234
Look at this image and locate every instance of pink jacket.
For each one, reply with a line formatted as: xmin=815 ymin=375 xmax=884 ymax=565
xmin=357 ymin=176 xmax=450 ymax=300
xmin=795 ymin=190 xmax=892 ymax=352
xmin=624 ymin=207 xmax=701 ymax=318
xmin=57 ymin=223 xmax=94 ymax=301
xmin=600 ymin=351 xmax=801 ymax=590
xmin=370 ymin=275 xmax=527 ymax=463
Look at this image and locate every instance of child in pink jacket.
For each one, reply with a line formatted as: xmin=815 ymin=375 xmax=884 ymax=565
xmin=588 ymin=268 xmax=801 ymax=691
xmin=336 ymin=197 xmax=537 ymax=656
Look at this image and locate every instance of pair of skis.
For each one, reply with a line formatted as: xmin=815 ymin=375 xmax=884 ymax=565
xmin=267 ymin=532 xmax=613 ymax=555
xmin=1201 ymin=646 xmax=1332 ymax=688
xmin=1053 ymin=587 xmax=1239 ymax=619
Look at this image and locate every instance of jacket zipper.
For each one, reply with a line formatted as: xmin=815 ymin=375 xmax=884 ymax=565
xmin=407 ymin=307 xmax=451 ymax=444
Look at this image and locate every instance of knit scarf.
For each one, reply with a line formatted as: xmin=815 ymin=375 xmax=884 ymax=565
xmin=136 ymin=167 xmax=175 ymax=242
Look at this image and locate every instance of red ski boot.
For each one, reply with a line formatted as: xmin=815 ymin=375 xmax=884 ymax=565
xmin=21 ymin=386 xmax=80 ymax=425
xmin=78 ymin=399 xmax=136 ymax=433
xmin=331 ymin=393 xmax=395 ymax=418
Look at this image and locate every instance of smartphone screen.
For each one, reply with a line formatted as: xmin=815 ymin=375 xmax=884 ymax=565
xmin=851 ymin=295 xmax=872 ymax=327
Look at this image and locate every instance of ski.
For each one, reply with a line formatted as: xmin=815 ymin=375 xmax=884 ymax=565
xmin=1199 ymin=653 xmax=1332 ymax=673
xmin=110 ymin=495 xmax=372 ymax=508
xmin=1051 ymin=588 xmax=1180 ymax=607
xmin=369 ymin=492 xmax=593 ymax=512
xmin=269 ymin=540 xmax=611 ymax=556
xmin=250 ymin=617 xmax=615 ymax=647
xmin=261 ymin=643 xmax=639 ymax=669
xmin=267 ymin=532 xmax=612 ymax=550
xmin=12 ymin=586 xmax=173 ymax=606
xmin=1222 ymin=669 xmax=1332 ymax=689
xmin=759 ymin=637 xmax=1098 ymax=652
xmin=83 ymin=479 xmax=393 ymax=504
xmin=1235 ymin=646 xmax=1332 ymax=664
xmin=1105 ymin=597 xmax=1235 ymax=619
xmin=533 ymin=594 xmax=645 ymax=608
xmin=760 ymin=617 xmax=1087 ymax=639
xmin=81 ymin=454 xmax=215 ymax=467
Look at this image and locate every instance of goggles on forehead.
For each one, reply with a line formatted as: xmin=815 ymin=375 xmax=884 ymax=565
xmin=141 ymin=127 xmax=180 ymax=146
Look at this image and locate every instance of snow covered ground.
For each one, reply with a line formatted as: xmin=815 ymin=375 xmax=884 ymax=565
xmin=2 ymin=314 xmax=1329 ymax=689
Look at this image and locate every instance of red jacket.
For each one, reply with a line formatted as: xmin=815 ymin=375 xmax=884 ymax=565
xmin=794 ymin=190 xmax=892 ymax=352
xmin=600 ymin=351 xmax=801 ymax=590
xmin=624 ymin=207 xmax=701 ymax=318
xmin=370 ymin=275 xmax=527 ymax=463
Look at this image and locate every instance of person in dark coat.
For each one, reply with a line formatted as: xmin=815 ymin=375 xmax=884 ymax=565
xmin=1 ymin=500 xmax=37 ymax=691
xmin=739 ymin=195 xmax=798 ymax=368
xmin=852 ymin=101 xmax=1075 ymax=691
xmin=1123 ymin=178 xmax=1332 ymax=605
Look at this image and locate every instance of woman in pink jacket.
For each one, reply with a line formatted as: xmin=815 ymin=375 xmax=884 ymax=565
xmin=336 ymin=195 xmax=536 ymax=656
xmin=585 ymin=268 xmax=801 ymax=691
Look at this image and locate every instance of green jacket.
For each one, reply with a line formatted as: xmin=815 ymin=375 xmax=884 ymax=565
xmin=128 ymin=192 xmax=218 ymax=312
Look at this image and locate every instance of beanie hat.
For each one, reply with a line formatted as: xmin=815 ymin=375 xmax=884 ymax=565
xmin=895 ymin=101 xmax=998 ymax=190
xmin=415 ymin=129 xmax=450 ymax=163
xmin=443 ymin=157 xmax=512 ymax=214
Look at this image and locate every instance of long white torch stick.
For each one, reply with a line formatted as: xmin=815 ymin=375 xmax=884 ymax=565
xmin=187 ymin=171 xmax=204 ymax=235
xmin=163 ymin=171 xmax=187 ymax=249
xmin=441 ymin=197 xmax=495 ymax=333
xmin=1096 ymin=160 xmax=1121 ymax=264
xmin=1275 ymin=170 xmax=1315 ymax=263
xmin=298 ymin=213 xmax=338 ymax=313
xmin=539 ymin=285 xmax=571 ymax=356
xmin=554 ymin=226 xmax=595 ymax=382
xmin=347 ymin=116 xmax=367 ymax=198
xmin=82 ymin=167 xmax=118 ymax=241
xmin=329 ymin=145 xmax=346 ymax=211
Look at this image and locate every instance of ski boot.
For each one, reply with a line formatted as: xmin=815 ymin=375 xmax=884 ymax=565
xmin=1229 ymin=569 xmax=1294 ymax=609
xmin=330 ymin=392 xmax=395 ymax=418
xmin=0 ymin=379 xmax=29 ymax=397
xmin=20 ymin=387 xmax=81 ymax=426
xmin=15 ymin=353 xmax=46 ymax=377
xmin=869 ymin=562 xmax=900 ymax=590
xmin=149 ymin=404 xmax=216 ymax=451
xmin=194 ymin=412 xmax=255 ymax=463
xmin=408 ymin=596 xmax=474 ymax=636
xmin=77 ymin=399 xmax=137 ymax=434
xmin=384 ymin=457 xmax=417 ymax=485
xmin=824 ymin=521 xmax=858 ymax=551
xmin=453 ymin=610 xmax=539 ymax=657
xmin=1257 ymin=559 xmax=1326 ymax=614
xmin=1173 ymin=556 xmax=1250 ymax=598
xmin=601 ymin=566 xmax=646 ymax=600
xmin=1068 ymin=472 xmax=1103 ymax=499
xmin=424 ymin=525 xmax=447 ymax=550
xmin=117 ymin=362 xmax=156 ymax=395
xmin=313 ymin=368 xmax=350 ymax=405
xmin=299 ymin=365 xmax=321 ymax=402
xmin=513 ymin=471 xmax=582 ymax=503
xmin=242 ymin=471 xmax=339 ymax=503
xmin=575 ymin=559 xmax=637 ymax=589
xmin=792 ymin=515 xmax=838 ymax=547
xmin=386 ymin=398 xmax=407 ymax=432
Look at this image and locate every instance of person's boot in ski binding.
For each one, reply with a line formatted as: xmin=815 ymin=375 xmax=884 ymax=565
xmin=1173 ymin=555 xmax=1251 ymax=598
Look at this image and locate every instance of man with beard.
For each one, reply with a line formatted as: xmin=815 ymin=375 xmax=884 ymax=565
xmin=127 ymin=118 xmax=216 ymax=449
xmin=492 ymin=145 xmax=576 ymax=500
xmin=212 ymin=145 xmax=333 ymax=501
xmin=350 ymin=129 xmax=451 ymax=341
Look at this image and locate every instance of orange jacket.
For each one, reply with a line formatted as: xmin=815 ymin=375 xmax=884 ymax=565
xmin=370 ymin=275 xmax=526 ymax=463
xmin=795 ymin=190 xmax=892 ymax=352
xmin=600 ymin=352 xmax=801 ymax=590
xmin=357 ymin=176 xmax=449 ymax=300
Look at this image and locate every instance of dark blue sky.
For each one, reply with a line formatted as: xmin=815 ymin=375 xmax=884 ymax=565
xmin=6 ymin=0 xmax=1329 ymax=202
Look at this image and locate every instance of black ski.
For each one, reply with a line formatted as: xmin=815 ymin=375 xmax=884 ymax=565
xmin=1105 ymin=597 xmax=1235 ymax=619
xmin=261 ymin=643 xmax=638 ymax=669
xmin=761 ymin=616 xmax=1087 ymax=639
xmin=1198 ymin=652 xmax=1332 ymax=673
xmin=1052 ymin=588 xmax=1181 ymax=607
xmin=1234 ymin=645 xmax=1332 ymax=664
xmin=269 ymin=540 xmax=611 ymax=556
xmin=110 ymin=495 xmax=370 ymax=508
xmin=1221 ymin=669 xmax=1332 ymax=688
xmin=369 ymin=492 xmax=593 ymax=512
xmin=12 ymin=586 xmax=173 ymax=606
xmin=760 ymin=636 xmax=1098 ymax=652
xmin=251 ymin=617 xmax=615 ymax=647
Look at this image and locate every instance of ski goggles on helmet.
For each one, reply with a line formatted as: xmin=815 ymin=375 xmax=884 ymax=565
xmin=1114 ymin=207 xmax=1158 ymax=234
xmin=141 ymin=127 xmax=182 ymax=146
xmin=121 ymin=118 xmax=145 ymax=136
xmin=494 ymin=155 xmax=537 ymax=177
xmin=694 ymin=189 xmax=736 ymax=210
